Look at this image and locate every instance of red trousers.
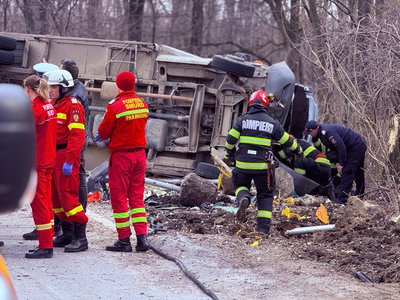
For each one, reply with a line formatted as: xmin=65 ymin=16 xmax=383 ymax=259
xmin=109 ymin=150 xmax=147 ymax=239
xmin=31 ymin=169 xmax=53 ymax=249
xmin=52 ymin=149 xmax=88 ymax=224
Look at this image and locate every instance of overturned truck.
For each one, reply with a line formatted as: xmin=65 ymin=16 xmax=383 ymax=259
xmin=0 ymin=32 xmax=316 ymax=177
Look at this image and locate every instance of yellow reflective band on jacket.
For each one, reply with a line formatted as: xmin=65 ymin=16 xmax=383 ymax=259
xmin=132 ymin=217 xmax=147 ymax=223
xmin=57 ymin=113 xmax=67 ymax=120
xmin=130 ymin=208 xmax=146 ymax=214
xmin=331 ymin=163 xmax=338 ymax=169
xmin=294 ymin=168 xmax=306 ymax=175
xmin=278 ymin=150 xmax=287 ymax=159
xmin=116 ymin=109 xmax=149 ymax=119
xmin=289 ymin=140 xmax=298 ymax=151
xmin=65 ymin=205 xmax=84 ymax=217
xmin=278 ymin=132 xmax=290 ymax=144
xmin=258 ymin=210 xmax=272 ymax=219
xmin=239 ymin=136 xmax=271 ymax=146
xmin=51 ymin=219 xmax=54 ymax=225
xmin=313 ymin=139 xmax=321 ymax=147
xmin=225 ymin=141 xmax=235 ymax=150
xmin=68 ymin=123 xmax=85 ymax=130
xmin=113 ymin=211 xmax=129 ymax=219
xmin=53 ymin=207 xmax=64 ymax=213
xmin=223 ymin=152 xmax=229 ymax=159
xmin=236 ymin=160 xmax=268 ymax=170
xmin=228 ymin=128 xmax=240 ymax=139
xmin=35 ymin=222 xmax=52 ymax=231
xmin=303 ymin=146 xmax=316 ymax=158
xmin=115 ymin=221 xmax=131 ymax=229
xmin=316 ymin=157 xmax=330 ymax=165
xmin=235 ymin=186 xmax=249 ymax=197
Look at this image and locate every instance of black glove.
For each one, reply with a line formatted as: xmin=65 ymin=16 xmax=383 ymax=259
xmin=223 ymin=156 xmax=235 ymax=167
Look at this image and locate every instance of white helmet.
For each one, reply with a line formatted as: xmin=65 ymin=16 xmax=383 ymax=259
xmin=45 ymin=69 xmax=74 ymax=87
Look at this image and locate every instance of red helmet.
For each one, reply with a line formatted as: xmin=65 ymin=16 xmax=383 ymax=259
xmin=249 ymin=90 xmax=269 ymax=108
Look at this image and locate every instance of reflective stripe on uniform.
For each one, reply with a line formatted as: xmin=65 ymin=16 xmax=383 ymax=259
xmin=68 ymin=123 xmax=85 ymax=130
xmin=236 ymin=160 xmax=268 ymax=170
xmin=115 ymin=221 xmax=131 ymax=228
xmin=51 ymin=219 xmax=54 ymax=225
xmin=65 ymin=205 xmax=84 ymax=217
xmin=35 ymin=222 xmax=52 ymax=231
xmin=130 ymin=208 xmax=146 ymax=215
xmin=331 ymin=163 xmax=338 ymax=169
xmin=225 ymin=141 xmax=235 ymax=150
xmin=278 ymin=132 xmax=289 ymax=144
xmin=303 ymin=146 xmax=316 ymax=157
xmin=57 ymin=113 xmax=67 ymax=120
xmin=239 ymin=136 xmax=271 ymax=146
xmin=228 ymin=128 xmax=240 ymax=139
xmin=132 ymin=217 xmax=147 ymax=223
xmin=289 ymin=139 xmax=298 ymax=151
xmin=235 ymin=186 xmax=249 ymax=197
xmin=113 ymin=211 xmax=129 ymax=219
xmin=53 ymin=207 xmax=64 ymax=213
xmin=116 ymin=109 xmax=149 ymax=119
xmin=278 ymin=150 xmax=287 ymax=159
xmin=315 ymin=157 xmax=330 ymax=165
xmin=294 ymin=168 xmax=306 ymax=175
xmin=258 ymin=210 xmax=272 ymax=219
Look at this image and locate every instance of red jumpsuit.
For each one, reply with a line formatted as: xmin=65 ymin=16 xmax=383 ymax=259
xmin=98 ymin=91 xmax=148 ymax=239
xmin=52 ymin=96 xmax=88 ymax=225
xmin=32 ymin=97 xmax=57 ymax=249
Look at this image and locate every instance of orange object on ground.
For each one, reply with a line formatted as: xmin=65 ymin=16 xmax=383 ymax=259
xmin=316 ymin=204 xmax=329 ymax=224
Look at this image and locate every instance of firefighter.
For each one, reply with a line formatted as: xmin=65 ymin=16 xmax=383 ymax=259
xmin=22 ymin=75 xmax=57 ymax=259
xmin=96 ymin=71 xmax=150 ymax=252
xmin=305 ymin=120 xmax=367 ymax=204
xmin=46 ymin=69 xmax=89 ymax=252
xmin=224 ymin=90 xmax=302 ymax=234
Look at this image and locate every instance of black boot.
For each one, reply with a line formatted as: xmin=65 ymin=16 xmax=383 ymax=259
xmin=53 ymin=222 xmax=74 ymax=247
xmin=255 ymin=218 xmax=271 ymax=235
xmin=64 ymin=223 xmax=88 ymax=253
xmin=236 ymin=196 xmax=250 ymax=222
xmin=135 ymin=235 xmax=150 ymax=252
xmin=325 ymin=182 xmax=336 ymax=202
xmin=25 ymin=248 xmax=53 ymax=259
xmin=106 ymin=238 xmax=132 ymax=252
xmin=22 ymin=229 xmax=38 ymax=240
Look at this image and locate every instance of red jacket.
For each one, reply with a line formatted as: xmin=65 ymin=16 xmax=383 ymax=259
xmin=32 ymin=97 xmax=57 ymax=170
xmin=52 ymin=96 xmax=85 ymax=164
xmin=98 ymin=91 xmax=148 ymax=153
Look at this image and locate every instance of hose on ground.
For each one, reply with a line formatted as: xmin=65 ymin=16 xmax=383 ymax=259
xmin=149 ymin=244 xmax=219 ymax=300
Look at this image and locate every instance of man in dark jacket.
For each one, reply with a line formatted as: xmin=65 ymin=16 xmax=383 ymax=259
xmin=305 ymin=121 xmax=367 ymax=204
xmin=224 ymin=90 xmax=302 ymax=234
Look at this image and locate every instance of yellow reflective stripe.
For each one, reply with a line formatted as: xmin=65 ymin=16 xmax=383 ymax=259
xmin=321 ymin=144 xmax=327 ymax=154
xmin=278 ymin=132 xmax=289 ymax=144
xmin=132 ymin=217 xmax=147 ymax=223
xmin=313 ymin=139 xmax=321 ymax=147
xmin=115 ymin=221 xmax=131 ymax=228
xmin=113 ymin=211 xmax=129 ymax=219
xmin=65 ymin=205 xmax=84 ymax=217
xmin=331 ymin=163 xmax=338 ymax=168
xmin=236 ymin=160 xmax=268 ymax=170
xmin=228 ymin=128 xmax=240 ymax=139
xmin=57 ymin=113 xmax=67 ymax=120
xmin=116 ymin=109 xmax=149 ymax=119
xmin=35 ymin=223 xmax=52 ymax=231
xmin=53 ymin=207 xmax=64 ymax=213
xmin=235 ymin=186 xmax=249 ymax=197
xmin=294 ymin=168 xmax=306 ymax=175
xmin=51 ymin=219 xmax=54 ymax=225
xmin=278 ymin=150 xmax=287 ymax=158
xmin=130 ymin=208 xmax=146 ymax=214
xmin=289 ymin=140 xmax=298 ymax=151
xmin=316 ymin=157 xmax=330 ymax=165
xmin=225 ymin=142 xmax=235 ymax=150
xmin=303 ymin=146 xmax=315 ymax=157
xmin=68 ymin=123 xmax=85 ymax=130
xmin=223 ymin=152 xmax=229 ymax=159
xmin=239 ymin=136 xmax=271 ymax=146
xmin=258 ymin=210 xmax=272 ymax=219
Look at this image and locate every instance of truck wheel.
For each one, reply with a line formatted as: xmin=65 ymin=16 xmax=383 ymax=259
xmin=195 ymin=162 xmax=220 ymax=179
xmin=210 ymin=55 xmax=255 ymax=77
xmin=0 ymin=50 xmax=14 ymax=65
xmin=146 ymin=119 xmax=168 ymax=152
xmin=0 ymin=36 xmax=17 ymax=51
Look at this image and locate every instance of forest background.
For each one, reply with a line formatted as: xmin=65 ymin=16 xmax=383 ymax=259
xmin=1 ymin=0 xmax=399 ymax=212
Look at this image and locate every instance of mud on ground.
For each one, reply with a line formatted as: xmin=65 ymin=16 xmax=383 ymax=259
xmin=145 ymin=192 xmax=400 ymax=284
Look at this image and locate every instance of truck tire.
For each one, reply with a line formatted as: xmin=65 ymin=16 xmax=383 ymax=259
xmin=0 ymin=50 xmax=14 ymax=65
xmin=146 ymin=119 xmax=168 ymax=152
xmin=210 ymin=55 xmax=255 ymax=77
xmin=0 ymin=36 xmax=17 ymax=51
xmin=195 ymin=162 xmax=220 ymax=179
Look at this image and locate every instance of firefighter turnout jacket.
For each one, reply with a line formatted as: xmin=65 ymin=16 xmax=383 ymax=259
xmin=224 ymin=105 xmax=301 ymax=173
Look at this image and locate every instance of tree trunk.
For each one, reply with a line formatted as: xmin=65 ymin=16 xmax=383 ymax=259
xmin=87 ymin=0 xmax=100 ymax=38
xmin=19 ymin=0 xmax=38 ymax=33
xmin=127 ymin=0 xmax=145 ymax=41
xmin=190 ymin=0 xmax=204 ymax=55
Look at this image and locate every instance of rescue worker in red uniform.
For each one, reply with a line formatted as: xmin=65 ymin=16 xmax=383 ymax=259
xmin=96 ymin=71 xmax=150 ymax=252
xmin=47 ymin=69 xmax=89 ymax=252
xmin=23 ymin=75 xmax=57 ymax=259
xmin=224 ymin=90 xmax=302 ymax=234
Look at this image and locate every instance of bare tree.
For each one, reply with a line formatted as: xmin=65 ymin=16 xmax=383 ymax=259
xmin=190 ymin=0 xmax=204 ymax=55
xmin=127 ymin=0 xmax=145 ymax=41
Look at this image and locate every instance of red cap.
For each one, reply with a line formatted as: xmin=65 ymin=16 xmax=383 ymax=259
xmin=116 ymin=72 xmax=136 ymax=91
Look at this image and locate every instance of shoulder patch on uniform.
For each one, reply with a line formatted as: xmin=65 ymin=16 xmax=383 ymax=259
xmin=71 ymin=97 xmax=78 ymax=104
xmin=109 ymin=99 xmax=115 ymax=104
xmin=321 ymin=130 xmax=326 ymax=135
